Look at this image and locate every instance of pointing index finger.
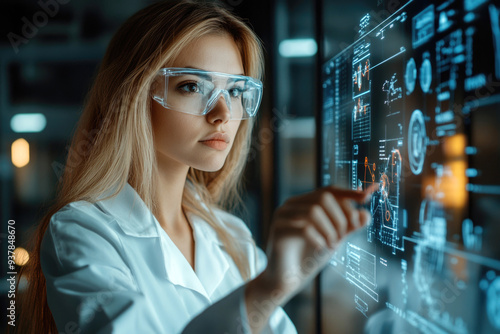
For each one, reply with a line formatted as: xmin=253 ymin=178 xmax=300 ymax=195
xmin=325 ymin=183 xmax=379 ymax=203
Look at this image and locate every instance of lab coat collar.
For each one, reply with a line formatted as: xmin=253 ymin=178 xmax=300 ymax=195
xmin=95 ymin=182 xmax=230 ymax=299
xmin=96 ymin=182 xmax=158 ymax=238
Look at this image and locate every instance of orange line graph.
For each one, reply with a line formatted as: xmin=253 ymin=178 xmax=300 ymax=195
xmin=354 ymin=98 xmax=369 ymax=121
xmin=353 ymin=60 xmax=370 ymax=92
xmin=363 ymin=156 xmax=376 ymax=188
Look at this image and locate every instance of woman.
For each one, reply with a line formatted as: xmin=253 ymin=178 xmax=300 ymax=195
xmin=14 ymin=1 xmax=373 ymax=333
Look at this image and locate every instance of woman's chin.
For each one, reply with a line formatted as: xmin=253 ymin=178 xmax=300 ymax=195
xmin=192 ymin=160 xmax=226 ymax=173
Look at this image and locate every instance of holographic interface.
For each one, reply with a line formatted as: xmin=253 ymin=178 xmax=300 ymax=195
xmin=321 ymin=0 xmax=500 ymax=333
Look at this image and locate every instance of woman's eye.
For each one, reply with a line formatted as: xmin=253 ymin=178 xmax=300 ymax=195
xmin=178 ymin=83 xmax=201 ymax=94
xmin=229 ymin=87 xmax=244 ymax=98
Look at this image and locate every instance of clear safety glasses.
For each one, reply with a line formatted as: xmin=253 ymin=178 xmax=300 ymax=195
xmin=151 ymin=67 xmax=263 ymax=120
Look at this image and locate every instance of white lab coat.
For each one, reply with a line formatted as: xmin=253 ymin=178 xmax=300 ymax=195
xmin=40 ymin=182 xmax=297 ymax=333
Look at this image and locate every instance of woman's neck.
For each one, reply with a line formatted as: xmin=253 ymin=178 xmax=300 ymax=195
xmin=154 ymin=154 xmax=190 ymax=231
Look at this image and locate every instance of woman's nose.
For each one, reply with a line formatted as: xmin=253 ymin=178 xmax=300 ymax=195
xmin=206 ymin=94 xmax=231 ymax=124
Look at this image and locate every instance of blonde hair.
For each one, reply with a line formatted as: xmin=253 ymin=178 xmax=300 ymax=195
xmin=13 ymin=1 xmax=264 ymax=332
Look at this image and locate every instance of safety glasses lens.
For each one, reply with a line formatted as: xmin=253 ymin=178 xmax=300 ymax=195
xmin=152 ymin=69 xmax=262 ymax=119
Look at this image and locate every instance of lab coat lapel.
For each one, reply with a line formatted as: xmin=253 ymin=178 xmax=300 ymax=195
xmin=189 ymin=213 xmax=230 ymax=297
xmin=153 ymin=217 xmax=210 ymax=300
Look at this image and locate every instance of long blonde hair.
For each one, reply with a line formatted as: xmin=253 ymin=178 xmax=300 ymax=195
xmin=13 ymin=1 xmax=264 ymax=332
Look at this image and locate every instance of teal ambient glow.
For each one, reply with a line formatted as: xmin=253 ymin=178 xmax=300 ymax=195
xmin=10 ymin=113 xmax=47 ymax=133
xmin=279 ymin=38 xmax=317 ymax=58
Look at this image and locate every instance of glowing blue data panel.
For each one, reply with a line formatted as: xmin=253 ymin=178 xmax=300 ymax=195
xmin=413 ymin=5 xmax=435 ymax=48
xmin=321 ymin=0 xmax=500 ymax=333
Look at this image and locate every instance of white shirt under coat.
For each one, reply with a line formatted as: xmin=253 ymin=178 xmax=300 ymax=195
xmin=40 ymin=182 xmax=297 ymax=333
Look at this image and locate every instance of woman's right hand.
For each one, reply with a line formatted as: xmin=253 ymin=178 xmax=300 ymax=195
xmin=244 ymin=185 xmax=377 ymax=332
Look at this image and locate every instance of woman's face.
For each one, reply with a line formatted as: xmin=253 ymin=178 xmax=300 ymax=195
xmin=151 ymin=33 xmax=244 ymax=172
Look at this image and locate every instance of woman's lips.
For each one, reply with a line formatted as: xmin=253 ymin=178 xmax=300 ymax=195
xmin=199 ymin=132 xmax=230 ymax=151
xmin=200 ymin=140 xmax=228 ymax=150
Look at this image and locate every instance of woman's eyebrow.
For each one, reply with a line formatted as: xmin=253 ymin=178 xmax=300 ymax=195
xmin=184 ymin=65 xmax=245 ymax=77
xmin=179 ymin=66 xmax=212 ymax=81
xmin=184 ymin=65 xmax=207 ymax=71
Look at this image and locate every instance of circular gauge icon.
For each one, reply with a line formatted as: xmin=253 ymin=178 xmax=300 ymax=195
xmin=405 ymin=58 xmax=417 ymax=95
xmin=408 ymin=109 xmax=427 ymax=175
xmin=420 ymin=58 xmax=432 ymax=93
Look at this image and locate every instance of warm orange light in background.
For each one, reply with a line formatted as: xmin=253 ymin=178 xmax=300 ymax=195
xmin=11 ymin=138 xmax=30 ymax=168
xmin=422 ymin=134 xmax=468 ymax=209
xmin=13 ymin=247 xmax=29 ymax=266
xmin=443 ymin=133 xmax=467 ymax=158
xmin=439 ymin=160 xmax=468 ymax=208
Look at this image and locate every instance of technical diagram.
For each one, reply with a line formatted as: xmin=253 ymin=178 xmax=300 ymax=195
xmin=368 ymin=149 xmax=403 ymax=254
xmin=352 ymin=42 xmax=372 ymax=142
xmin=352 ymin=43 xmax=371 ymax=99
xmin=352 ymin=97 xmax=371 ymax=141
xmin=382 ymin=73 xmax=402 ymax=106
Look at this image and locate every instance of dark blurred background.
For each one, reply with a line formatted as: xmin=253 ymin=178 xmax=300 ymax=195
xmin=0 ymin=0 xmax=364 ymax=332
